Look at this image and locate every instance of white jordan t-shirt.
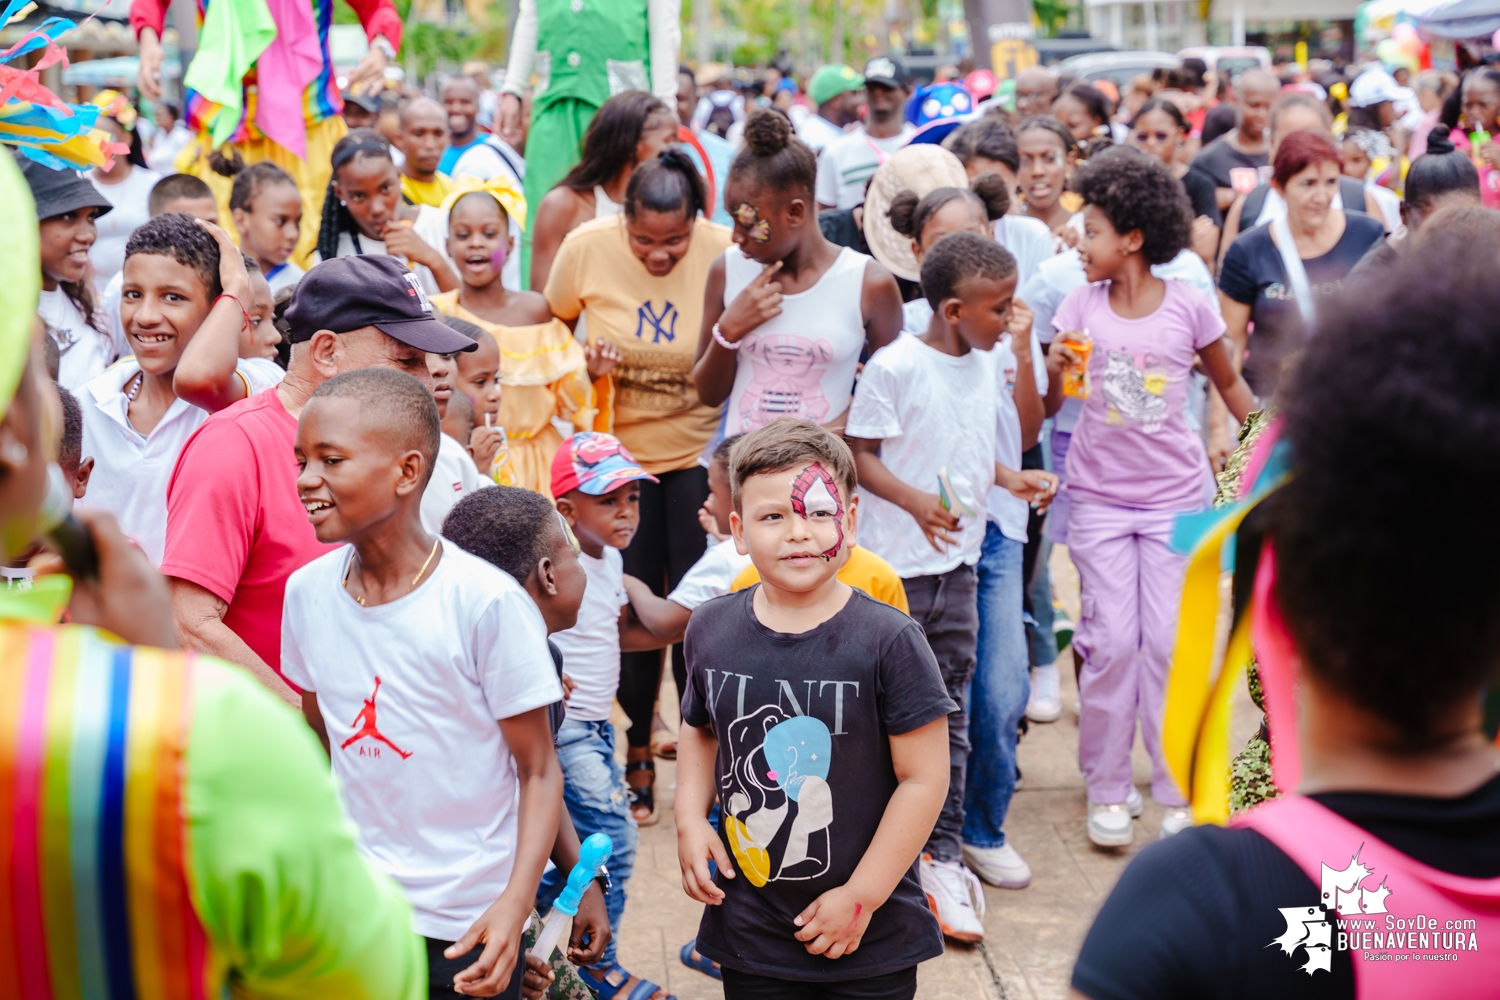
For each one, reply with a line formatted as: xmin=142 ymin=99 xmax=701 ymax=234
xmin=550 ymin=547 xmax=628 ymax=723
xmin=280 ymin=538 xmax=563 ymax=940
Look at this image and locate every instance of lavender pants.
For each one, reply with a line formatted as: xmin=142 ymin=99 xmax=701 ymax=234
xmin=1066 ymin=499 xmax=1190 ymax=807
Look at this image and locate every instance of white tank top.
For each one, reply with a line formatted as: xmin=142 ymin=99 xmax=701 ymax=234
xmin=594 ymin=185 xmax=623 ymax=219
xmin=722 ymin=245 xmax=869 ymax=434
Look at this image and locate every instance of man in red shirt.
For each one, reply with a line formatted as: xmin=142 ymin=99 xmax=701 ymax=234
xmin=163 ymin=255 xmax=477 ymax=702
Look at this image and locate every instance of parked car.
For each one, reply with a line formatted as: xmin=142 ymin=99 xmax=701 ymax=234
xmin=1056 ymin=50 xmax=1179 ymax=88
xmin=1177 ymin=45 xmax=1272 ymax=80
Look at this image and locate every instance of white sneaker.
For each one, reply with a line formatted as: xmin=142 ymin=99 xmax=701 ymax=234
xmin=1160 ymin=806 xmax=1194 ymax=839
xmin=1026 ymin=664 xmax=1061 ymax=723
xmin=919 ymin=854 xmax=986 ymax=942
xmin=1087 ymin=800 xmax=1135 ymax=847
xmin=962 ymin=842 xmax=1032 ymax=889
xmin=1126 ymin=786 xmax=1143 ymax=818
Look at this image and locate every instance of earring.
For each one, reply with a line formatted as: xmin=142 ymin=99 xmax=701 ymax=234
xmin=340 ymin=200 xmax=347 ymax=207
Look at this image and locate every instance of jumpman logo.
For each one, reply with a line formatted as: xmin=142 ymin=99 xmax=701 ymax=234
xmin=340 ymin=677 xmax=412 ymax=760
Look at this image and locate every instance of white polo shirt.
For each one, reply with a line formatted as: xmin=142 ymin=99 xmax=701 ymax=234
xmin=77 ymin=357 xmax=286 ymax=565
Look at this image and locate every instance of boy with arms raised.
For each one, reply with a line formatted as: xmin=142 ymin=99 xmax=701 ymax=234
xmin=845 ymin=232 xmax=1056 ymax=943
xmin=282 ymin=369 xmax=564 ymax=999
xmin=676 ymin=421 xmax=955 ymax=1000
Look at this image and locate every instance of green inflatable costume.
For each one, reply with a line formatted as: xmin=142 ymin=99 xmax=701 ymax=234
xmin=501 ymin=0 xmax=680 ymax=284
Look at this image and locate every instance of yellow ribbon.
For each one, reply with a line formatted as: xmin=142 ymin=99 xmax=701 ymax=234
xmin=440 ymin=174 xmax=529 ymax=233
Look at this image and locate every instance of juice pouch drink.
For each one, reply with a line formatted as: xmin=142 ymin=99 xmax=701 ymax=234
xmin=1057 ymin=329 xmax=1093 ymax=399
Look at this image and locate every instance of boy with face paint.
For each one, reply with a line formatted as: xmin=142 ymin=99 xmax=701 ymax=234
xmin=846 ymin=233 xmax=1057 ymax=945
xmin=675 ymin=419 xmax=955 ymax=1000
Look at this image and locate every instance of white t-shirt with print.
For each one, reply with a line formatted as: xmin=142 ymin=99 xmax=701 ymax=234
xmin=668 ymin=537 xmax=753 ymax=611
xmin=90 ymin=167 xmax=162 ymax=290
xmin=845 ymin=334 xmax=998 ymax=578
xmin=721 ymin=245 xmax=870 ymax=434
xmin=40 ymin=287 xmax=127 ymax=390
xmin=421 ymin=433 xmax=489 ymax=535
xmin=550 ymin=547 xmax=629 ymax=723
xmin=815 ymin=125 xmax=917 ymax=209
xmin=281 ymin=538 xmax=563 ymax=941
xmin=78 ymin=356 xmax=285 ymax=565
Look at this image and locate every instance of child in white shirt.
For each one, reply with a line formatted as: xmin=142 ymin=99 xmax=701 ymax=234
xmin=845 ymin=232 xmax=1055 ymax=944
xmin=282 ymin=368 xmax=564 ymax=999
xmin=546 ymin=431 xmax=677 ymax=1000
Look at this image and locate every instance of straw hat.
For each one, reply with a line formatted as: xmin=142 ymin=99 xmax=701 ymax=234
xmin=863 ymin=144 xmax=970 ymax=282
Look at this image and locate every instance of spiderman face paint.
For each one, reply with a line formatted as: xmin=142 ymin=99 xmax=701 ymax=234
xmin=789 ymin=463 xmax=845 ymax=561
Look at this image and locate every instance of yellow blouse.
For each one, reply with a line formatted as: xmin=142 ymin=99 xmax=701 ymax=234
xmin=431 ymin=292 xmax=603 ymax=498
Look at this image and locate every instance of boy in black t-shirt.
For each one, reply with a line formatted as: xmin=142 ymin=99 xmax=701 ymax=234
xmin=676 ymin=420 xmax=955 ymax=1000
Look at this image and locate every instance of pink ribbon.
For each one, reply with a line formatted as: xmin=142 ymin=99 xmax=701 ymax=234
xmin=1250 ymin=542 xmax=1303 ymax=794
xmin=254 ymin=0 xmax=322 ymax=158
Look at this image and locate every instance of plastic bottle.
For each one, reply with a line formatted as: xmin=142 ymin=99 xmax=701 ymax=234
xmin=528 ymin=833 xmax=613 ymax=964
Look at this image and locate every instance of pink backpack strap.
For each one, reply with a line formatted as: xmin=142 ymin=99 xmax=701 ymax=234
xmin=1234 ymin=795 xmax=1500 ymax=998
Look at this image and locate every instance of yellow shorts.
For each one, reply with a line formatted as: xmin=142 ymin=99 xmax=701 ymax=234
xmin=175 ymin=116 xmax=348 ymax=269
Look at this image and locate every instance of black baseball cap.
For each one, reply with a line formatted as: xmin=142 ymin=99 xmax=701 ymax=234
xmin=863 ymin=55 xmax=907 ymax=90
xmin=285 ymin=255 xmax=478 ymax=352
xmin=16 ymin=153 xmax=113 ymax=221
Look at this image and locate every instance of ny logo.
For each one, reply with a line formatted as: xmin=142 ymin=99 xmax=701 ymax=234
xmin=635 ymin=301 xmax=678 ymax=343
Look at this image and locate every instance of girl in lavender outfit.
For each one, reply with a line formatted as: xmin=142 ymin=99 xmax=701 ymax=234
xmin=1045 ymin=148 xmax=1255 ymax=848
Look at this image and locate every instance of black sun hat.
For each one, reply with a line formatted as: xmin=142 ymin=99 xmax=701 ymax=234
xmin=16 ymin=154 xmax=113 ymax=221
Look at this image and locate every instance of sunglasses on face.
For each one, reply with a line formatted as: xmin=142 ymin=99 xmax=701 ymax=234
xmin=733 ymin=202 xmax=772 ymax=242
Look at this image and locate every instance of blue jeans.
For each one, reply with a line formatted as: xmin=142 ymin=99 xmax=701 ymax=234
xmin=537 ymin=718 xmax=638 ymax=972
xmin=961 ymin=524 xmax=1029 ymax=849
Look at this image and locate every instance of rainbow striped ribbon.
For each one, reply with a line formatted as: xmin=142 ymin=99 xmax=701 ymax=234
xmin=0 ymin=623 xmax=211 ymax=1000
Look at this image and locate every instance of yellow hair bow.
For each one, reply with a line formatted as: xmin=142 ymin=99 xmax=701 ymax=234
xmin=441 ymin=173 xmax=529 ymax=232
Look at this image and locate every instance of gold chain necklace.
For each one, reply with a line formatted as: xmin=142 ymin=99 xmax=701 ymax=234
xmin=343 ymin=537 xmax=441 ymax=607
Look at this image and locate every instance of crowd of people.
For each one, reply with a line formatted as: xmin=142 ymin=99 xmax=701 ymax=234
xmin=5 ymin=25 xmax=1500 ymax=1000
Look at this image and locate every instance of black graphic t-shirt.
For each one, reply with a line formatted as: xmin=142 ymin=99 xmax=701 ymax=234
xmin=1072 ymin=775 xmax=1500 ymax=1000
xmin=680 ymin=587 xmax=954 ymax=981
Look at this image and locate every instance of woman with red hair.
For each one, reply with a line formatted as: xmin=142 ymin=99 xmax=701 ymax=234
xmin=1218 ymin=129 xmax=1385 ymax=401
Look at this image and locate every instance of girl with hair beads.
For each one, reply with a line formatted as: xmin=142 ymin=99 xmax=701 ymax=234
xmin=223 ymin=160 xmax=305 ymax=293
xmin=313 ymin=128 xmax=458 ymax=293
xmin=430 ymin=189 xmax=612 ymax=497
xmin=1047 ymin=147 xmax=1254 ymax=848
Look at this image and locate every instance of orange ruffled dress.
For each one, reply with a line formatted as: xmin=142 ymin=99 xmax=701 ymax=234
xmin=431 ymin=292 xmax=603 ymax=497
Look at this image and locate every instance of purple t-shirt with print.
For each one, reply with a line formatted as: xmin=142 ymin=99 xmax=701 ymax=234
xmin=1053 ymin=279 xmax=1225 ymax=511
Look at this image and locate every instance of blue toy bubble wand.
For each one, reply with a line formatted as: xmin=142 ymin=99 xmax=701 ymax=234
xmin=528 ymin=833 xmax=612 ymax=964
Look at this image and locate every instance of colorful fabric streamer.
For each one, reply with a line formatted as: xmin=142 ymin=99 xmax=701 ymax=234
xmin=182 ymin=0 xmax=276 ymax=149
xmin=0 ymin=623 xmax=214 ymax=1000
xmin=0 ymin=0 xmax=127 ymax=170
xmin=1161 ymin=419 xmax=1292 ymax=825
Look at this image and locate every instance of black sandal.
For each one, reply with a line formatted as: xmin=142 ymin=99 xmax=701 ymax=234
xmin=626 ymin=759 xmax=660 ymax=827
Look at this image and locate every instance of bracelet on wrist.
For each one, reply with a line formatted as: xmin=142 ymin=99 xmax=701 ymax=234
xmin=213 ymin=292 xmax=252 ymax=332
xmin=711 ymin=323 xmax=740 ymax=351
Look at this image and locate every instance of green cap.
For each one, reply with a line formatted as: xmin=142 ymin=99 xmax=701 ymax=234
xmin=0 ymin=154 xmax=39 ymax=418
xmin=809 ymin=64 xmax=864 ymax=106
